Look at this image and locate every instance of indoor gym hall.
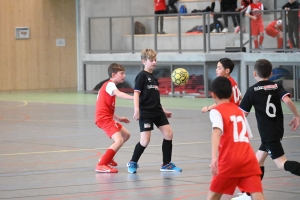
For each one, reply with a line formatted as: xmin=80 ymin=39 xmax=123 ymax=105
xmin=0 ymin=92 xmax=300 ymax=200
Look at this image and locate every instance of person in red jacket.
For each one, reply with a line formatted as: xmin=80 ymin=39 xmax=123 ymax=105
xmin=154 ymin=0 xmax=167 ymax=34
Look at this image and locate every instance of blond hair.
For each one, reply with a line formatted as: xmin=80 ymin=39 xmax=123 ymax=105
xmin=141 ymin=49 xmax=156 ymax=61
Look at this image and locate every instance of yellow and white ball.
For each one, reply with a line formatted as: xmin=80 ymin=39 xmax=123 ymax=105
xmin=171 ymin=68 xmax=189 ymax=86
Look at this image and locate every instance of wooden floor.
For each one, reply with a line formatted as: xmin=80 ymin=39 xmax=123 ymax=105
xmin=0 ymin=92 xmax=300 ymax=200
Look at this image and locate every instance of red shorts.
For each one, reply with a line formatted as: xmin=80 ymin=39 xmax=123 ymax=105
xmin=96 ymin=120 xmax=122 ymax=138
xmin=266 ymin=27 xmax=279 ymax=38
xmin=210 ymin=175 xmax=262 ymax=195
xmin=251 ymin=20 xmax=264 ymax=36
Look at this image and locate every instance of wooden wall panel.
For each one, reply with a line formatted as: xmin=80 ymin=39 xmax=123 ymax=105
xmin=0 ymin=0 xmax=77 ymax=91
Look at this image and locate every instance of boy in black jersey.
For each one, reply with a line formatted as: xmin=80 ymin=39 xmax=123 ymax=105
xmin=240 ymin=59 xmax=300 ymax=179
xmin=127 ymin=49 xmax=182 ymax=173
xmin=234 ymin=59 xmax=300 ymax=199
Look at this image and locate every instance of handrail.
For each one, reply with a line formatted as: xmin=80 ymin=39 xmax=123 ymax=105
xmin=87 ymin=9 xmax=300 ymax=54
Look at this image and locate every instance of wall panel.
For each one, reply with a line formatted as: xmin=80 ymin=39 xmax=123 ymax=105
xmin=0 ymin=0 xmax=77 ymax=91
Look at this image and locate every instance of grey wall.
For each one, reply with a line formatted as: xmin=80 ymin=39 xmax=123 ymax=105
xmin=78 ymin=0 xmax=163 ymax=90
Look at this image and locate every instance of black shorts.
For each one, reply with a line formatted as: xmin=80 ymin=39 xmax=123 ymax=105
xmin=139 ymin=114 xmax=169 ymax=132
xmin=259 ymin=140 xmax=285 ymax=159
xmin=155 ymin=10 xmax=166 ymax=15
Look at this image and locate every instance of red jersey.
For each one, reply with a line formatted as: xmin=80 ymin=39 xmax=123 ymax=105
xmin=265 ymin=20 xmax=283 ymax=38
xmin=228 ymin=76 xmax=241 ymax=106
xmin=268 ymin=20 xmax=277 ymax=28
xmin=95 ymin=80 xmax=117 ymax=124
xmin=210 ymin=103 xmax=261 ymax=178
xmin=154 ymin=0 xmax=166 ymax=11
xmin=246 ymin=2 xmax=264 ymax=21
xmin=267 ymin=20 xmax=283 ymax=31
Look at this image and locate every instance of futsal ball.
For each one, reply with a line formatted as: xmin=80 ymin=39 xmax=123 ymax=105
xmin=171 ymin=68 xmax=189 ymax=86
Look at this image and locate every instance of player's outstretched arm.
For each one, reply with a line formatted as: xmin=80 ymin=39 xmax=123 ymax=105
xmin=113 ymin=89 xmax=133 ymax=100
xmin=114 ymin=115 xmax=130 ymax=123
xmin=283 ymin=96 xmax=300 ymax=131
xmin=201 ymin=103 xmax=216 ymax=113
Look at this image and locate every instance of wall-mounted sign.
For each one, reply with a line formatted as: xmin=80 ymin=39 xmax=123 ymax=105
xmin=15 ymin=27 xmax=30 ymax=39
xmin=56 ymin=38 xmax=66 ymax=47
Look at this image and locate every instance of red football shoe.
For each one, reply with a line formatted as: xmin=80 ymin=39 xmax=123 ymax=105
xmin=95 ymin=164 xmax=118 ymax=173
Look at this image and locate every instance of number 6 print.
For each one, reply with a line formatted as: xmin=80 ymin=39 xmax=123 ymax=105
xmin=266 ymin=94 xmax=276 ymax=118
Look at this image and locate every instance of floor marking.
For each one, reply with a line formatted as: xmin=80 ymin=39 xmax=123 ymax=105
xmin=0 ymin=135 xmax=299 ymax=157
xmin=0 ymin=100 xmax=28 ymax=110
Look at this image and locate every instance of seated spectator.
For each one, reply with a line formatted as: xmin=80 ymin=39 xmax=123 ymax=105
xmin=211 ymin=0 xmax=225 ymax=33
xmin=167 ymin=0 xmax=178 ymax=14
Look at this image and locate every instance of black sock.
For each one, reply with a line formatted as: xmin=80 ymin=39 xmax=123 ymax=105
xmin=131 ymin=142 xmax=146 ymax=162
xmin=162 ymin=139 xmax=172 ymax=165
xmin=284 ymin=160 xmax=300 ymax=176
xmin=260 ymin=166 xmax=265 ymax=179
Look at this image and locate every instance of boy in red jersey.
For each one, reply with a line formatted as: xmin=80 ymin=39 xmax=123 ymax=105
xmin=95 ymin=63 xmax=133 ymax=173
xmin=245 ymin=0 xmax=264 ymax=49
xmin=202 ymin=57 xmax=242 ymax=113
xmin=154 ymin=0 xmax=167 ymax=34
xmin=207 ymin=76 xmax=265 ymax=200
xmin=265 ymin=19 xmax=293 ymax=49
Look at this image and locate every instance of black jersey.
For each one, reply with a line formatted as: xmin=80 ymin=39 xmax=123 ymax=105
xmin=282 ymin=1 xmax=300 ymax=22
xmin=134 ymin=70 xmax=164 ymax=118
xmin=239 ymin=80 xmax=290 ymax=143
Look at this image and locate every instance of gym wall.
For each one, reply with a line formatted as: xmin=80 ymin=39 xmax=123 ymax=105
xmin=0 ymin=0 xmax=77 ymax=91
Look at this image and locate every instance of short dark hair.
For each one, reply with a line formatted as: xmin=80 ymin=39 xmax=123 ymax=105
xmin=254 ymin=59 xmax=272 ymax=78
xmin=211 ymin=77 xmax=232 ymax=99
xmin=218 ymin=57 xmax=234 ymax=73
xmin=107 ymin=63 xmax=125 ymax=78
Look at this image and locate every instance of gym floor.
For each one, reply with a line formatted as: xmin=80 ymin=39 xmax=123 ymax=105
xmin=0 ymin=92 xmax=300 ymax=200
